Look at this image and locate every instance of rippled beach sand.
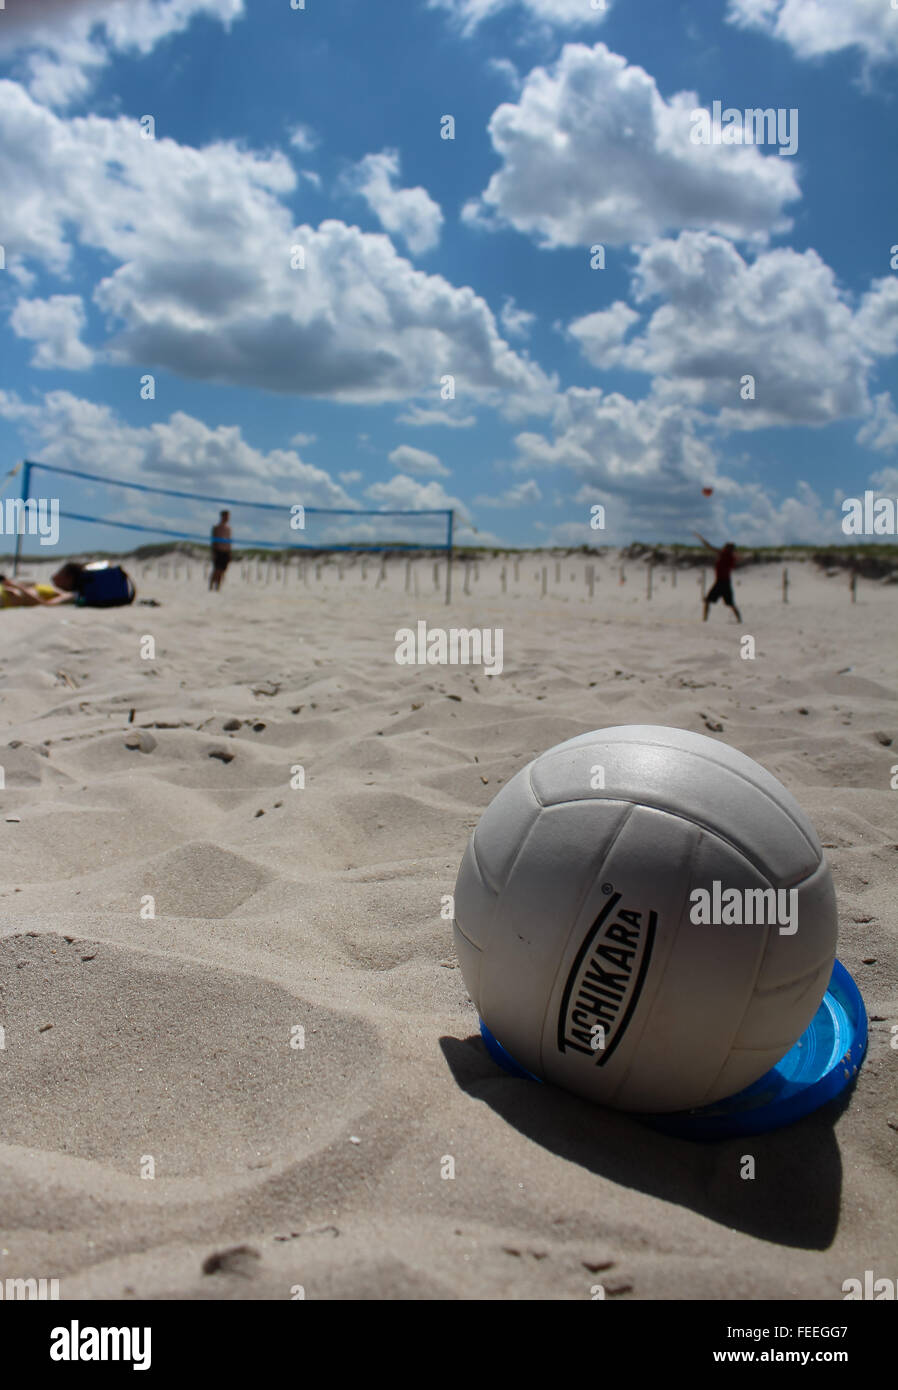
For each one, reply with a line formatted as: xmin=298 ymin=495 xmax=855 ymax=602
xmin=0 ymin=550 xmax=894 ymax=1300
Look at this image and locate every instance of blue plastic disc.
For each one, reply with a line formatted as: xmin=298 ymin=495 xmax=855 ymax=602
xmin=480 ymin=1021 xmax=543 ymax=1082
xmin=478 ymin=959 xmax=867 ymax=1139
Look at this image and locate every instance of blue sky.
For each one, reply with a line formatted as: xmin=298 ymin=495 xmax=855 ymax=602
xmin=1 ymin=0 xmax=897 ymax=554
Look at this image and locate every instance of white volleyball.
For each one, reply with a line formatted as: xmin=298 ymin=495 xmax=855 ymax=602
xmin=453 ymin=725 xmax=837 ymax=1113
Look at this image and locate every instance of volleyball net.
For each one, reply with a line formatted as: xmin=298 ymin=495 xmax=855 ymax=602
xmin=10 ymin=459 xmax=454 ymax=561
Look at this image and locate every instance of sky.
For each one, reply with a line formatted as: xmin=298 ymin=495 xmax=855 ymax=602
xmin=0 ymin=0 xmax=897 ymax=554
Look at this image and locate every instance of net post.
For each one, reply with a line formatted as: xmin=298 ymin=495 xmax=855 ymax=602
xmin=13 ymin=460 xmax=32 ymax=577
xmin=444 ymin=509 xmax=454 ymax=605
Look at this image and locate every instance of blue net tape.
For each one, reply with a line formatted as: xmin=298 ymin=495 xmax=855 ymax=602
xmin=27 ymin=462 xmax=450 ymax=517
xmin=21 ymin=461 xmax=454 ymax=551
xmin=55 ymin=511 xmax=445 ymax=550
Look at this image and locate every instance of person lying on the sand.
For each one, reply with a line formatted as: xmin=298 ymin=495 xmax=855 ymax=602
xmin=51 ymin=561 xmax=136 ymax=606
xmin=0 ymin=574 xmax=76 ymax=607
xmin=1 ymin=561 xmax=136 ymax=608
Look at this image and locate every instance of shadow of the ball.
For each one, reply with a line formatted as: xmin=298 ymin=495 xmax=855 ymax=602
xmin=439 ymin=1032 xmax=849 ymax=1250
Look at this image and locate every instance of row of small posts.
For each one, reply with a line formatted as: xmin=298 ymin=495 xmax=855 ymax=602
xmin=138 ymin=556 xmax=715 ymax=601
xmin=139 ymin=554 xmax=455 ymax=596
xmin=136 ymin=557 xmax=862 ymax=605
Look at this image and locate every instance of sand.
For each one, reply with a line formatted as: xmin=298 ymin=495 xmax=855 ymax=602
xmin=0 ymin=549 xmax=895 ymax=1300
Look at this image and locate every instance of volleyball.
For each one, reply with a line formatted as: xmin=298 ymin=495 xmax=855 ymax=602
xmin=453 ymin=725 xmax=838 ymax=1113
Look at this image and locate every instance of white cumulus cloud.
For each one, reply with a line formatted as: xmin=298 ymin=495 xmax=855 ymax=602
xmin=0 ymin=0 xmax=245 ymax=108
xmin=395 ymin=406 xmax=477 ymax=428
xmin=431 ymin=0 xmax=612 ymax=39
xmin=0 ymin=389 xmax=355 ymax=509
xmin=388 ymin=445 xmax=450 ymax=477
xmin=500 ymin=296 xmax=536 ymax=339
xmin=727 ymin=0 xmax=898 ymax=68
xmin=0 ymin=82 xmax=555 ymax=411
xmin=289 ymin=124 xmax=319 ymax=153
xmin=342 ymin=149 xmax=443 ymax=255
xmin=365 ymin=473 xmax=473 ymax=529
xmin=512 ymin=386 xmax=719 ymax=509
xmin=475 ymin=479 xmax=543 ymax=506
xmin=508 ymin=386 xmax=856 ymax=544
xmin=567 ymin=232 xmax=898 ymax=430
xmin=10 ymin=294 xmax=93 ymax=369
xmin=856 ymin=393 xmax=898 ymax=453
xmin=463 ymin=43 xmax=801 ymax=248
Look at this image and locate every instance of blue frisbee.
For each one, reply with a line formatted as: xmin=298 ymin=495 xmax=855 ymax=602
xmin=479 ymin=959 xmax=867 ymax=1139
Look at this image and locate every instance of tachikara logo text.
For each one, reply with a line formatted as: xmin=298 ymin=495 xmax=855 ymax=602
xmin=0 ymin=497 xmax=59 ymax=546
xmin=50 ymin=1322 xmax=151 ymax=1371
xmin=690 ymin=883 xmax=797 ymax=936
xmin=558 ymin=886 xmax=657 ymax=1063
xmin=690 ymin=101 xmax=798 ymax=156
xmin=395 ymin=621 xmax=503 ymax=675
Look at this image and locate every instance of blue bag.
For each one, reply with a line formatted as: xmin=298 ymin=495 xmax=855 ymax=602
xmin=76 ymin=564 xmax=136 ymax=607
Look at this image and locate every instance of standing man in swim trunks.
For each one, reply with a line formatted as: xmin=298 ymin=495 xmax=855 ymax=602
xmin=210 ymin=510 xmax=231 ymax=591
xmin=693 ymin=531 xmax=743 ymax=623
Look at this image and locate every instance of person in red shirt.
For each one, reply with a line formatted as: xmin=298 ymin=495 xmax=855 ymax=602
xmin=693 ymin=531 xmax=742 ymax=623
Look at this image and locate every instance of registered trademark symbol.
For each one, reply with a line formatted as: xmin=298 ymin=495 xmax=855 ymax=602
xmin=601 ymin=882 xmax=613 ymax=894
